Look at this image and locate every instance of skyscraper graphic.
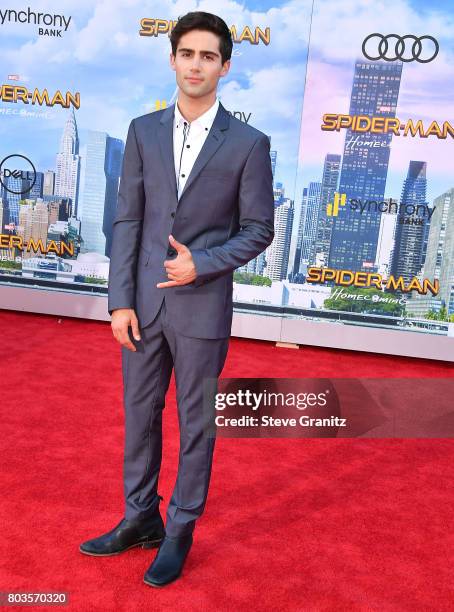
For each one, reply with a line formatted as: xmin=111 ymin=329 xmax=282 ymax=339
xmin=438 ymin=188 xmax=454 ymax=315
xmin=329 ymin=60 xmax=403 ymax=271
xmin=18 ymin=199 xmax=49 ymax=260
xmin=270 ymin=150 xmax=277 ymax=178
xmin=389 ymin=161 xmax=429 ymax=282
xmin=300 ymin=181 xmax=321 ymax=265
xmin=1 ymin=173 xmax=27 ymax=225
xmin=28 ymin=172 xmax=43 ymax=200
xmin=264 ymin=198 xmax=294 ymax=281
xmin=43 ymin=171 xmax=55 ymax=196
xmin=240 ymin=253 xmax=266 ymax=276
xmin=425 ymin=189 xmax=454 ymax=282
xmin=79 ymin=131 xmax=124 ymax=256
xmin=43 ymin=196 xmax=71 ymax=222
xmin=312 ymin=153 xmax=341 ymax=266
xmin=292 ymin=187 xmax=308 ymax=279
xmin=406 ymin=188 xmax=454 ymax=317
xmin=55 ymin=107 xmax=81 ymax=217
xmin=375 ymin=202 xmax=398 ymax=275
xmin=103 ymin=136 xmax=124 ymax=257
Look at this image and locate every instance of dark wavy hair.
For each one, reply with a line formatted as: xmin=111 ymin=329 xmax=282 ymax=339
xmin=170 ymin=11 xmax=233 ymax=64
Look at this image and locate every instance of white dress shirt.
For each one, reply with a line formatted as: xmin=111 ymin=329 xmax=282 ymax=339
xmin=173 ymin=98 xmax=220 ymax=200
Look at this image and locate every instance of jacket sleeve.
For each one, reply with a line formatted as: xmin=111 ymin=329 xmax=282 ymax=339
xmin=190 ymin=134 xmax=275 ymax=287
xmin=107 ymin=119 xmax=145 ymax=314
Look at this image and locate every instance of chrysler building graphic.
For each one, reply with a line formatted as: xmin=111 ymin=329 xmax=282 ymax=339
xmin=54 ymin=107 xmax=81 ymax=217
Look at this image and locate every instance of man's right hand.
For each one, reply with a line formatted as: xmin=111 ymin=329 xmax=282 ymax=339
xmin=111 ymin=308 xmax=141 ymax=352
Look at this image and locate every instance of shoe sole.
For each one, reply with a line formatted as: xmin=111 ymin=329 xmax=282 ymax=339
xmin=79 ymin=538 xmax=163 ymax=557
xmin=143 ymin=574 xmax=181 ymax=588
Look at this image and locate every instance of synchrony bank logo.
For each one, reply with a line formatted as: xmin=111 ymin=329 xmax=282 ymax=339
xmin=0 ymin=7 xmax=72 ymax=37
xmin=326 ymin=192 xmax=435 ymax=225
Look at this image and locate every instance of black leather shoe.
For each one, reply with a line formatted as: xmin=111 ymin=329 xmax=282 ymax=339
xmin=79 ymin=498 xmax=165 ymax=556
xmin=143 ymin=533 xmax=193 ymax=587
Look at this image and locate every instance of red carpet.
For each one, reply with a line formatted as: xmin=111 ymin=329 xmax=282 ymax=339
xmin=1 ymin=309 xmax=454 ymax=611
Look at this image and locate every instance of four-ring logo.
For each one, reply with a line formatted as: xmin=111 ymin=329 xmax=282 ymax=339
xmin=362 ymin=34 xmax=439 ymax=63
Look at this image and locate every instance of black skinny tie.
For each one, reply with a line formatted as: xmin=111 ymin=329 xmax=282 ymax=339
xmin=177 ymin=121 xmax=190 ymax=199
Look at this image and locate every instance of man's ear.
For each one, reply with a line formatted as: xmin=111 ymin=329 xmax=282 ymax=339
xmin=170 ymin=52 xmax=176 ymax=71
xmin=220 ymin=59 xmax=231 ymax=77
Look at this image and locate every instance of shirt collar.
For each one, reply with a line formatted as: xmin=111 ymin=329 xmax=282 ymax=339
xmin=174 ymin=98 xmax=219 ymax=133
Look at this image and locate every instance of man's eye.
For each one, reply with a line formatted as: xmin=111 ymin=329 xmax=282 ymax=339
xmin=205 ymin=55 xmax=213 ymax=60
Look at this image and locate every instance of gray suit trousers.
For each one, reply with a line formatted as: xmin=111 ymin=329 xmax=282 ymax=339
xmin=121 ymin=296 xmax=229 ymax=537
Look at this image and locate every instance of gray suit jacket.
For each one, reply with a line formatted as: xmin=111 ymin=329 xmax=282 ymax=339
xmin=108 ymin=101 xmax=275 ymax=339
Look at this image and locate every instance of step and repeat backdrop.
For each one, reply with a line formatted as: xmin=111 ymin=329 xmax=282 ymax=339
xmin=0 ymin=1 xmax=453 ymax=358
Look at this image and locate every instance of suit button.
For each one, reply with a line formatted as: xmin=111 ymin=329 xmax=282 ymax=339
xmin=167 ymin=248 xmax=176 ymax=256
xmin=171 ymin=212 xmax=175 ymax=218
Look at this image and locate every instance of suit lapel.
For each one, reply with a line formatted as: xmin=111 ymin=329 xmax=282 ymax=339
xmin=158 ymin=104 xmax=177 ymax=198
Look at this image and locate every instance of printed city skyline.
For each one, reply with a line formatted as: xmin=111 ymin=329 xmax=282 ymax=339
xmin=1 ymin=0 xmax=453 ymax=331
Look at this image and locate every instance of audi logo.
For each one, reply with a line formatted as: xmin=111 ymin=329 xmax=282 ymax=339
xmin=362 ymin=34 xmax=439 ymax=63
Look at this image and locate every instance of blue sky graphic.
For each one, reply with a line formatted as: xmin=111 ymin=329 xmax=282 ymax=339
xmin=0 ymin=0 xmax=311 ymax=202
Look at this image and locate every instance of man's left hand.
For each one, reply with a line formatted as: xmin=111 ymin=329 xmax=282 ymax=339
xmin=157 ymin=234 xmax=197 ymax=288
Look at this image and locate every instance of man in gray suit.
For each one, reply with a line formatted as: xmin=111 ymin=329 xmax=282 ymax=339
xmin=80 ymin=11 xmax=274 ymax=586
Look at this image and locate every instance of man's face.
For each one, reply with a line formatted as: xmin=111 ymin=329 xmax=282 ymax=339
xmin=170 ymin=29 xmax=230 ymax=99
